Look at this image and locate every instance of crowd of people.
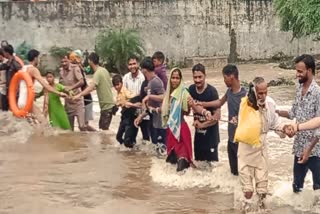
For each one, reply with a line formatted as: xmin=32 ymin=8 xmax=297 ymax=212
xmin=2 ymin=40 xmax=320 ymax=210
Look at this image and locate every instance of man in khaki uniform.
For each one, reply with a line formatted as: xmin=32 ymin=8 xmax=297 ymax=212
xmin=60 ymin=57 xmax=85 ymax=131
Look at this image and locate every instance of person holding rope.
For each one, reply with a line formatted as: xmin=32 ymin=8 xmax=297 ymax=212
xmin=134 ymin=57 xmax=166 ymax=148
xmin=113 ymin=74 xmax=142 ymax=148
xmin=123 ymin=55 xmax=150 ymax=143
xmin=43 ymin=71 xmax=71 ymax=130
xmin=195 ymin=64 xmax=246 ymax=175
xmin=0 ymin=48 xmax=7 ymax=110
xmin=0 ymin=45 xmax=22 ymax=111
xmin=162 ymin=67 xmax=213 ymax=172
xmin=59 ymin=56 xmax=86 ymax=131
xmin=285 ymin=117 xmax=320 ymax=166
xmin=69 ymin=51 xmax=95 ymax=131
xmin=22 ymin=49 xmax=68 ymax=126
xmin=72 ymin=52 xmax=115 ymax=131
xmin=277 ymin=54 xmax=320 ymax=193
xmin=189 ymin=63 xmax=221 ymax=163
xmin=235 ymin=77 xmax=287 ymax=210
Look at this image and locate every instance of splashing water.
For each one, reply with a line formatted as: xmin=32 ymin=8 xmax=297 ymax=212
xmin=150 ymin=158 xmax=239 ymax=192
xmin=0 ymin=112 xmax=34 ymax=144
xmin=148 ymin=103 xmax=320 ymax=213
xmin=0 ymin=111 xmax=72 ymax=144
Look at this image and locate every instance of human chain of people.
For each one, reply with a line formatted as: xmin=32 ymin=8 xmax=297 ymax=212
xmin=1 ymin=40 xmax=320 ymax=212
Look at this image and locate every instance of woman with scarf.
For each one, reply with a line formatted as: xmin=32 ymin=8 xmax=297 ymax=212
xmin=162 ymin=68 xmax=212 ymax=172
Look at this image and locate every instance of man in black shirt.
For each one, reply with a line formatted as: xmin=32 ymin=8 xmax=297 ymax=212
xmin=189 ymin=63 xmax=220 ymax=162
xmin=0 ymin=45 xmax=22 ymax=111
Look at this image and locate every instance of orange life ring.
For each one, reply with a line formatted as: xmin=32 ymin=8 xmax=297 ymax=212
xmin=8 ymin=71 xmax=34 ymax=117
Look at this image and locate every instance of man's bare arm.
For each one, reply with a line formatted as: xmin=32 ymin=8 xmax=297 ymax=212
xmin=78 ymin=82 xmax=95 ymax=97
xmin=43 ymin=91 xmax=49 ymax=118
xmin=276 ymin=110 xmax=290 ymax=118
xmin=31 ymin=68 xmax=63 ymax=96
xmin=201 ymin=95 xmax=227 ymax=108
xmin=190 ymin=100 xmax=210 ymax=115
xmin=297 ymin=137 xmax=319 ymax=164
xmin=148 ymin=94 xmax=164 ymax=102
xmin=307 ymin=137 xmax=318 ymax=154
xmin=213 ymin=108 xmax=221 ymax=121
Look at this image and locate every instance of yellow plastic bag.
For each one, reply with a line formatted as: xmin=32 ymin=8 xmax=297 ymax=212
xmin=234 ymin=97 xmax=261 ymax=146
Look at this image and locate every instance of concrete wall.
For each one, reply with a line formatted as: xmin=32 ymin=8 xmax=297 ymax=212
xmin=0 ymin=0 xmax=319 ymax=62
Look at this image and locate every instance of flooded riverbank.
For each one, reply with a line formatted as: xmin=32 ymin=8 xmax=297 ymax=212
xmin=0 ymin=63 xmax=319 ymax=213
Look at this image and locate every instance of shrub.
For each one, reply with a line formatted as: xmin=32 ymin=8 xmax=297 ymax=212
xmin=95 ymin=28 xmax=145 ymax=75
xmin=15 ymin=41 xmax=32 ymax=64
xmin=49 ymin=46 xmax=73 ymax=58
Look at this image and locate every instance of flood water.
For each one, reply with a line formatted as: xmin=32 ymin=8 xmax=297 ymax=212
xmin=0 ymin=63 xmax=320 ymax=214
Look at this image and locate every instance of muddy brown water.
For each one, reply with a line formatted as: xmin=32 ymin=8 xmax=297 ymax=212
xmin=0 ymin=63 xmax=319 ymax=214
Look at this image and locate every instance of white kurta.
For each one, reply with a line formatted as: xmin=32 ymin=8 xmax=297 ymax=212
xmin=238 ymin=96 xmax=285 ymax=194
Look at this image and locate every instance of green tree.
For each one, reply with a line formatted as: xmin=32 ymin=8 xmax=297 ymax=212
xmin=274 ymin=0 xmax=320 ymax=39
xmin=49 ymin=46 xmax=73 ymax=58
xmin=47 ymin=46 xmax=73 ymax=76
xmin=95 ymin=28 xmax=145 ymax=75
xmin=15 ymin=41 xmax=32 ymax=64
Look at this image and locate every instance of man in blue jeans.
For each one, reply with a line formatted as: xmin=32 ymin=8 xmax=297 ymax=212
xmin=277 ymin=54 xmax=320 ymax=193
xmin=134 ymin=57 xmax=166 ymax=153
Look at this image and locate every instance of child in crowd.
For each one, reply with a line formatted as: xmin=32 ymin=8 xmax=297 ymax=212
xmin=113 ymin=74 xmax=141 ymax=148
xmin=43 ymin=71 xmax=71 ymax=130
xmin=152 ymin=51 xmax=168 ymax=89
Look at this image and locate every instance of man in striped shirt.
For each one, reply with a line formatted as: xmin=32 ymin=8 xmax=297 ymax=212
xmin=123 ymin=56 xmax=150 ymax=143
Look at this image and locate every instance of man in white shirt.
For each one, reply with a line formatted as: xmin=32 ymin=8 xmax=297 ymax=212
xmin=123 ymin=56 xmax=145 ymax=96
xmin=123 ymin=56 xmax=150 ymax=143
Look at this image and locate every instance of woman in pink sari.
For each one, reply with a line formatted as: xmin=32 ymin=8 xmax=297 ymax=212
xmin=162 ymin=68 xmax=211 ymax=172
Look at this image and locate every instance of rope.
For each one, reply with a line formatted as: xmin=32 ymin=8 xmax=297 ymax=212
xmin=83 ymin=98 xmax=114 ymax=105
xmin=82 ymin=99 xmax=239 ymax=125
xmin=81 ymin=99 xmax=285 ymax=133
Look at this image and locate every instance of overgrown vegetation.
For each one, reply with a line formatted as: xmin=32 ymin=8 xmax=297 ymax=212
xmin=15 ymin=41 xmax=32 ymax=63
xmin=95 ymin=28 xmax=145 ymax=75
xmin=274 ymin=0 xmax=320 ymax=40
xmin=241 ymin=78 xmax=294 ymax=88
xmin=49 ymin=46 xmax=73 ymax=58
xmin=267 ymin=77 xmax=295 ymax=86
xmin=38 ymin=63 xmax=49 ymax=76
xmin=240 ymin=80 xmax=250 ymax=89
xmin=279 ymin=60 xmax=295 ymax=70
xmin=47 ymin=46 xmax=73 ymax=75
xmin=167 ymin=58 xmax=186 ymax=70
